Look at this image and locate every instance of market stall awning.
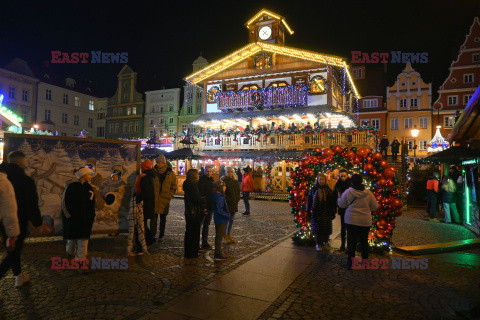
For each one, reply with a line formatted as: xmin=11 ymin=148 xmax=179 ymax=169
xmin=423 ymin=146 xmax=480 ymax=164
xmin=141 ymin=147 xmax=167 ymax=157
xmin=192 ymin=105 xmax=353 ymax=124
xmin=166 ymin=148 xmax=202 ymax=160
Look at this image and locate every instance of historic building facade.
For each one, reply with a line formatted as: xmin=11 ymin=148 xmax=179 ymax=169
xmin=386 ymin=63 xmax=432 ymax=157
xmin=106 ymin=65 xmax=144 ymax=139
xmin=94 ymin=97 xmax=107 ymax=138
xmin=434 ymin=17 xmax=480 ymax=138
xmin=145 ymin=88 xmax=181 ymax=137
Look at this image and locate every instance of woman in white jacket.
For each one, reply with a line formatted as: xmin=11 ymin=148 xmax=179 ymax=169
xmin=0 ymin=171 xmax=20 ymax=288
xmin=338 ymin=174 xmax=379 ymax=269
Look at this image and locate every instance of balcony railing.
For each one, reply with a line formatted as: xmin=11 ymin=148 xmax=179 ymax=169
xmin=175 ymin=132 xmax=375 ymax=151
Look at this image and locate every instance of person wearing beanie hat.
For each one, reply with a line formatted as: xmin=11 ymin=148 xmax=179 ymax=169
xmin=338 ymin=174 xmax=379 ymax=270
xmin=212 ymin=180 xmax=229 ymax=261
xmin=61 ymin=167 xmax=96 ymax=273
xmin=153 ymin=155 xmax=177 ymax=241
xmin=221 ymin=167 xmax=240 ymax=244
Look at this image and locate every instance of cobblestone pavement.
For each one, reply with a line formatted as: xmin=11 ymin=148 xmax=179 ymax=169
xmin=0 ymin=200 xmax=479 ymax=320
xmin=0 ymin=199 xmax=296 ymax=320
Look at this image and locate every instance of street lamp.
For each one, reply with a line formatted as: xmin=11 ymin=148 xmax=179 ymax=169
xmin=411 ymin=125 xmax=419 ymax=164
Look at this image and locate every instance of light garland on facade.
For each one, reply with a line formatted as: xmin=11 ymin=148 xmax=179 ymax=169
xmin=0 ymin=95 xmax=23 ymax=127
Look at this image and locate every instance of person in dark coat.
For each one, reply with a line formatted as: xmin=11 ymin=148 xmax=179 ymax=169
xmin=426 ymin=172 xmax=440 ymax=221
xmin=62 ymin=167 xmax=96 ymax=272
xmin=379 ymin=134 xmax=389 ymax=159
xmin=441 ymin=175 xmax=460 ymax=223
xmin=135 ymin=160 xmax=157 ymax=246
xmin=198 ymin=166 xmax=214 ymax=250
xmin=334 ymin=169 xmax=351 ymax=251
xmin=390 ymin=137 xmax=400 ymax=161
xmin=221 ymin=167 xmax=240 ymax=244
xmin=0 ymin=151 xmax=48 ymax=287
xmin=306 ymin=174 xmax=336 ymax=251
xmin=183 ymin=169 xmax=206 ymax=258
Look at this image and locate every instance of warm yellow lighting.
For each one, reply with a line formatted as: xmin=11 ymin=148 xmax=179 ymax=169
xmin=33 ymin=124 xmax=39 ymax=129
xmin=307 ymin=113 xmax=317 ymax=123
xmin=257 ymin=117 xmax=269 ymax=123
xmin=293 ymin=114 xmax=307 ymax=124
xmin=237 ymin=119 xmax=249 ymax=125
xmin=279 ymin=116 xmax=290 ymax=123
xmin=411 ymin=125 xmax=419 ymax=138
xmin=281 ymin=19 xmax=294 ymax=35
xmin=246 ymin=9 xmax=282 ymax=26
xmin=436 ymin=125 xmax=441 ymax=129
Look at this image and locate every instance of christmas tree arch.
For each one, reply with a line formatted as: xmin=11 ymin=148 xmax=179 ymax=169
xmin=288 ymin=146 xmax=402 ymax=252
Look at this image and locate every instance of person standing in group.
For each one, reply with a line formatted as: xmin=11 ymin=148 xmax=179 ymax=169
xmin=153 ymin=155 xmax=177 ymax=241
xmin=134 ymin=160 xmax=157 ymax=247
xmin=198 ymin=166 xmax=214 ymax=250
xmin=241 ymin=166 xmax=254 ymax=216
xmin=0 ymin=164 xmax=21 ymax=290
xmin=334 ymin=169 xmax=351 ymax=251
xmin=390 ymin=137 xmax=400 ymax=162
xmin=449 ymin=165 xmax=464 ymax=222
xmin=212 ymin=181 xmax=230 ymax=261
xmin=0 ymin=151 xmax=48 ymax=286
xmin=62 ymin=167 xmax=96 ymax=273
xmin=306 ymin=174 xmax=336 ymax=251
xmin=236 ymin=167 xmax=243 ymax=187
xmin=183 ymin=169 xmax=206 ymax=258
xmin=441 ymin=175 xmax=460 ymax=224
xmin=338 ymin=174 xmax=379 ymax=270
xmin=426 ymin=172 xmax=440 ymax=222
xmin=327 ymin=168 xmax=339 ymax=191
xmin=221 ymin=167 xmax=240 ymax=244
xmin=379 ymin=134 xmax=389 ymax=159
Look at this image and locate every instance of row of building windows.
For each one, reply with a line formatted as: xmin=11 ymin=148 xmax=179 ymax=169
xmin=149 ymin=105 xmax=175 ymax=113
xmin=186 ymin=105 xmax=202 ymax=114
xmin=448 ymin=94 xmax=473 ymax=106
xmin=45 ymin=110 xmax=92 ymax=127
xmin=108 ymin=122 xmax=140 ymax=133
xmin=362 ymin=117 xmax=430 ymax=130
xmin=149 ymin=117 xmax=175 ymax=125
xmin=112 ymin=106 xmax=137 ymax=116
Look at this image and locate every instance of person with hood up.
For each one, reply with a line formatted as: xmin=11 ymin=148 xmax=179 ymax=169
xmin=306 ymin=174 xmax=336 ymax=251
xmin=62 ymin=167 xmax=96 ymax=273
xmin=221 ymin=167 xmax=240 ymax=244
xmin=334 ymin=169 xmax=351 ymax=251
xmin=338 ymin=174 xmax=379 ymax=269
xmin=241 ymin=166 xmax=254 ymax=216
xmin=0 ymin=168 xmax=21 ymax=290
xmin=426 ymin=172 xmax=440 ymax=221
xmin=212 ymin=180 xmax=230 ymax=261
xmin=198 ymin=166 xmax=214 ymax=250
xmin=153 ymin=155 xmax=177 ymax=241
xmin=135 ymin=160 xmax=157 ymax=247
xmin=0 ymin=151 xmax=47 ymax=287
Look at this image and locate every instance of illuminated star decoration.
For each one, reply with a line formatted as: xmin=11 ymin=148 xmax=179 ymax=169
xmin=427 ymin=126 xmax=449 ymax=153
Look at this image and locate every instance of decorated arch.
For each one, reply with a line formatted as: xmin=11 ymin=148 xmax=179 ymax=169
xmin=288 ymin=146 xmax=402 ymax=252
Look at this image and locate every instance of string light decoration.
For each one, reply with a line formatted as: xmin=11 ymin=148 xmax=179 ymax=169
xmin=216 ymin=84 xmax=308 ymax=110
xmin=0 ymin=94 xmax=23 ymax=127
xmin=427 ymin=126 xmax=450 ymax=153
xmin=265 ymin=161 xmax=273 ymax=193
xmin=289 ymin=146 xmax=401 ymax=252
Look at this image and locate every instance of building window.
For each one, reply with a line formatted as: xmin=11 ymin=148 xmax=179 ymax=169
xmin=118 ymin=108 xmax=123 ymax=116
xmin=254 ymin=53 xmax=272 ymax=70
xmin=309 ymin=76 xmax=326 ymax=94
xmin=390 ymin=118 xmax=399 ymax=130
xmin=464 ymin=74 xmax=474 ymax=83
xmin=8 ymin=86 xmax=16 ymax=99
xmin=169 ymin=129 xmax=174 ymax=135
xmin=160 ymin=106 xmax=164 ymax=112
xmin=74 ymin=115 xmax=79 ymax=125
xmin=410 ymin=98 xmax=418 ymax=107
xmin=63 ymin=94 xmax=69 ymax=104
xmin=352 ymin=67 xmax=364 ymax=79
xmin=464 ymin=94 xmax=473 ymax=105
xmin=419 ymin=117 xmax=428 ymax=129
xmin=196 ymin=105 xmax=201 ymax=113
xmin=150 ymin=107 xmax=155 ymax=113
xmin=207 ymin=86 xmax=220 ymax=103
xmin=75 ymin=97 xmax=80 ymax=106
xmin=169 ymin=105 xmax=173 ymax=112
xmin=361 ymin=120 xmax=370 ymax=127
xmin=134 ymin=122 xmax=139 ymax=132
xmin=127 ymin=107 xmax=131 ymax=115
xmin=197 ymin=91 xmax=202 ymax=99
xmin=45 ymin=89 xmax=52 ymax=101
xmin=132 ymin=107 xmax=136 ymax=115
xmin=160 ymin=118 xmax=164 ymax=124
xmin=400 ymin=99 xmax=407 ymax=108
xmin=128 ymin=122 xmax=133 ymax=132
xmin=97 ymin=113 xmax=105 ymax=119
xmin=109 ymin=123 xmax=114 ymax=133
xmin=61 ymin=132 xmax=67 ymax=136
xmin=97 ymin=127 xmax=105 ymax=137
xmin=62 ymin=113 xmax=68 ymax=124
xmin=21 ymin=110 xmax=27 ymax=122
xmin=363 ymin=99 xmax=378 ymax=108
xmin=150 ymin=119 xmax=154 ymax=125
xmin=371 ymin=119 xmax=380 ymax=130
xmin=404 ymin=117 xmax=413 ymax=129
xmin=268 ymin=81 xmax=288 ymax=88
xmin=448 ymin=96 xmax=458 ymax=106
xmin=113 ymin=108 xmax=118 ymax=116
xmin=240 ymin=84 xmax=259 ymax=91
xmin=182 ymin=124 xmax=187 ymax=132
xmin=22 ymin=90 xmax=28 ymax=102
xmin=44 ymin=110 xmax=51 ymax=121
xmin=169 ymin=117 xmax=174 ymax=124
xmin=407 ymin=140 xmax=414 ymax=150
xmin=123 ymin=122 xmax=128 ymax=133
xmin=115 ymin=123 xmax=119 ymax=133
xmin=88 ymin=118 xmax=93 ymax=128
xmin=89 ymin=100 xmax=94 ymax=111
xmin=187 ymin=106 xmax=193 ymax=114
xmin=419 ymin=140 xmax=428 ymax=151
xmin=444 ymin=116 xmax=456 ymax=128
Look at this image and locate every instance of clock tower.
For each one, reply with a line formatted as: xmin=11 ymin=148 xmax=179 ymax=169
xmin=246 ymin=9 xmax=294 ymax=46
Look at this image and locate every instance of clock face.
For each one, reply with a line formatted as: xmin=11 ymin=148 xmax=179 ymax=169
xmin=259 ymin=26 xmax=272 ymax=40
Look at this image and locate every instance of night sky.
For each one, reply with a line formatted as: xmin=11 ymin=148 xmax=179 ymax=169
xmin=1 ymin=0 xmax=479 ymax=98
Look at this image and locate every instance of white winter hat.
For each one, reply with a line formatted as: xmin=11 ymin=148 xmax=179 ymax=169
xmin=75 ymin=167 xmax=91 ymax=179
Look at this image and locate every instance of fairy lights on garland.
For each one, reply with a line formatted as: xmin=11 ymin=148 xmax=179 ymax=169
xmin=289 ymin=146 xmax=401 ymax=253
xmin=216 ymin=84 xmax=308 ymax=110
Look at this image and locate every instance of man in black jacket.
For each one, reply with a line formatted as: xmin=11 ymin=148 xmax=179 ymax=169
xmin=379 ymin=134 xmax=389 ymax=159
xmin=0 ymin=151 xmax=46 ymax=287
xmin=198 ymin=166 xmax=214 ymax=250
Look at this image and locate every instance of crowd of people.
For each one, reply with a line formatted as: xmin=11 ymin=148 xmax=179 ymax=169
xmin=379 ymin=135 xmax=401 ymax=161
xmin=426 ymin=165 xmax=464 ymax=224
xmin=306 ymin=169 xmax=379 ymax=270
